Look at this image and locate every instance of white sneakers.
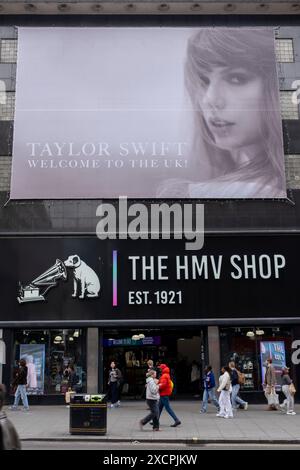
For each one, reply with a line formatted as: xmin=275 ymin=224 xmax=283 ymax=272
xmin=216 ymin=413 xmax=233 ymax=419
xmin=287 ymin=411 xmax=296 ymax=415
xmin=244 ymin=402 xmax=248 ymax=411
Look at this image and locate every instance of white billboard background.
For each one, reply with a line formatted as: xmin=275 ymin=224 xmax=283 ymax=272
xmin=10 ymin=27 xmax=286 ymax=199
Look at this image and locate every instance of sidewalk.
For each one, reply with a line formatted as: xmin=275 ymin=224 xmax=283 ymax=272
xmin=4 ymin=401 xmax=300 ymax=443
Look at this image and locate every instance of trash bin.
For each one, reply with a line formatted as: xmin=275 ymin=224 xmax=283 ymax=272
xmin=69 ymin=394 xmax=107 ymax=435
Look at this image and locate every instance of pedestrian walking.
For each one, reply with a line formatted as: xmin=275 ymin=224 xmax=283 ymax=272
xmin=280 ymin=367 xmax=296 ymax=415
xmin=229 ymin=361 xmax=248 ymax=411
xmin=0 ymin=384 xmax=21 ymax=450
xmin=107 ymin=361 xmax=122 ymax=408
xmin=158 ymin=363 xmax=181 ymax=427
xmin=139 ymin=369 xmax=160 ymax=431
xmin=200 ymin=365 xmax=220 ymax=413
xmin=10 ymin=359 xmax=29 ymax=412
xmin=264 ymin=358 xmax=279 ymax=411
xmin=217 ymin=366 xmax=233 ymax=419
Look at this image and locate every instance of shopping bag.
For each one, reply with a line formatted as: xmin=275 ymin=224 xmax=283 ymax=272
xmin=266 ymin=387 xmax=279 ymax=407
xmin=289 ymin=383 xmax=296 ymax=395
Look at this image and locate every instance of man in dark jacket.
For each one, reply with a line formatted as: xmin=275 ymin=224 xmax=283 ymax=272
xmin=0 ymin=384 xmax=21 ymax=450
xmin=10 ymin=358 xmax=29 ymax=411
xmin=201 ymin=365 xmax=220 ymax=413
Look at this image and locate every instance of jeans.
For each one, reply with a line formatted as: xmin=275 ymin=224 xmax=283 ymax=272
xmin=159 ymin=396 xmax=180 ymax=423
xmin=282 ymin=384 xmax=294 ymax=412
xmin=231 ymin=384 xmax=247 ymax=409
xmin=110 ymin=382 xmax=119 ymax=405
xmin=13 ymin=385 xmax=29 ymax=410
xmin=141 ymin=399 xmax=160 ymax=429
xmin=201 ymin=388 xmax=220 ymax=412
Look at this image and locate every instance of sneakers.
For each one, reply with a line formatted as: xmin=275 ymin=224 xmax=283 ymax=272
xmin=9 ymin=406 xmax=18 ymax=411
xmin=170 ymin=421 xmax=181 ymax=427
xmin=110 ymin=404 xmax=115 ymax=408
xmin=200 ymin=410 xmax=206 ymax=414
xmin=116 ymin=401 xmax=121 ymax=407
xmin=244 ymin=402 xmax=248 ymax=411
xmin=216 ymin=413 xmax=224 ymax=417
xmin=287 ymin=411 xmax=296 ymax=415
xmin=153 ymin=428 xmax=160 ymax=431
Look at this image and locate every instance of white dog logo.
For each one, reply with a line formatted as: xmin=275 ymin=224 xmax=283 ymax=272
xmin=64 ymin=255 xmax=100 ymax=299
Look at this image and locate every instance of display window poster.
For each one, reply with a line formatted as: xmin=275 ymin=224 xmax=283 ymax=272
xmin=260 ymin=341 xmax=286 ymax=390
xmin=20 ymin=344 xmax=45 ymax=395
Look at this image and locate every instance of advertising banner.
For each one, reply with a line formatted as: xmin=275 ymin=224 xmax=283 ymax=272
xmin=260 ymin=341 xmax=286 ymax=390
xmin=11 ymin=27 xmax=286 ymax=199
xmin=20 ymin=344 xmax=45 ymax=395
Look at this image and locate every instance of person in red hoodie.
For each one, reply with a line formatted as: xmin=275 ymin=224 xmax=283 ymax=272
xmin=158 ymin=364 xmax=181 ymax=427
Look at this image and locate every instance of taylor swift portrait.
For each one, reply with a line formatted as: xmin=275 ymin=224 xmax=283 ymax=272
xmin=158 ymin=28 xmax=286 ymax=199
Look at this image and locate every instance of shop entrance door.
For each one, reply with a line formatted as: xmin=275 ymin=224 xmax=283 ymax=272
xmin=102 ymin=328 xmax=206 ymax=399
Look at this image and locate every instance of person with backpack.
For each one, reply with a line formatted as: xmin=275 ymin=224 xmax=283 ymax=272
xmin=201 ymin=365 xmax=220 ymax=413
xmin=229 ymin=361 xmax=248 ymax=411
xmin=158 ymin=363 xmax=181 ymax=427
xmin=217 ymin=366 xmax=233 ymax=419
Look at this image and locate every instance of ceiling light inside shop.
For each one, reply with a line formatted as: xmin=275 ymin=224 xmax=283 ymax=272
xmin=255 ymin=329 xmax=265 ymax=336
xmin=73 ymin=330 xmax=80 ymax=338
xmin=246 ymin=331 xmax=255 ymax=338
xmin=68 ymin=337 xmax=74 ymax=342
xmin=54 ymin=335 xmax=62 ymax=342
xmin=138 ymin=334 xmax=145 ymax=339
xmin=132 ymin=335 xmax=140 ymax=341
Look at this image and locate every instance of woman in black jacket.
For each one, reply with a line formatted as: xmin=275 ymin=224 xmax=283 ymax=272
xmin=10 ymin=359 xmax=30 ymax=411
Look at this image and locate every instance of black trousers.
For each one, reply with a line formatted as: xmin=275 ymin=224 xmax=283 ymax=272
xmin=141 ymin=399 xmax=159 ymax=429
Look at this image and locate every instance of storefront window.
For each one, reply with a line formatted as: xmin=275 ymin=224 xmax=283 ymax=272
xmin=12 ymin=329 xmax=87 ymax=395
xmin=103 ymin=328 xmax=205 ymax=398
xmin=220 ymin=326 xmax=293 ymax=392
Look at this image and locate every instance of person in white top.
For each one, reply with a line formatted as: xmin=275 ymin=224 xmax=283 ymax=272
xmin=217 ymin=366 xmax=233 ymax=419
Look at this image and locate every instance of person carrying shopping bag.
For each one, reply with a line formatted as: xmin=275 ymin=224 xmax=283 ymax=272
xmin=264 ymin=358 xmax=279 ymax=411
xmin=280 ymin=367 xmax=296 ymax=415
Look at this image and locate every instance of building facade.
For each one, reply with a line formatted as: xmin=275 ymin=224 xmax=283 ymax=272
xmin=1 ymin=1 xmax=300 ymax=403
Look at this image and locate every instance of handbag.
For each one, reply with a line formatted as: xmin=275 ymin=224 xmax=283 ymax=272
xmin=289 ymin=383 xmax=296 ymax=395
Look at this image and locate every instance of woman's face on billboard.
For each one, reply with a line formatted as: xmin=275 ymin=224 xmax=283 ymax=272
xmin=197 ymin=66 xmax=264 ymax=152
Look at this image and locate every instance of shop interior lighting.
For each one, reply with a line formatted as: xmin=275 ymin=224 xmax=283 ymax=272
xmin=68 ymin=337 xmax=74 ymax=342
xmin=246 ymin=331 xmax=255 ymax=338
xmin=255 ymin=329 xmax=265 ymax=336
xmin=73 ymin=330 xmax=80 ymax=338
xmin=138 ymin=334 xmax=145 ymax=339
xmin=132 ymin=335 xmax=140 ymax=341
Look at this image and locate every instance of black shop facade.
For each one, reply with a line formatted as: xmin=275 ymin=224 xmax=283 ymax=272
xmin=0 ymin=234 xmax=300 ymax=404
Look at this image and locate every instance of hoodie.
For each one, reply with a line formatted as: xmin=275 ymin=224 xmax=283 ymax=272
xmin=158 ymin=364 xmax=173 ymax=397
xmin=146 ymin=377 xmax=160 ymax=400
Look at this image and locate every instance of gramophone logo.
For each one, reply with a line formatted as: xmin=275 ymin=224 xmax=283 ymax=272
xmin=17 ymin=255 xmax=101 ymax=304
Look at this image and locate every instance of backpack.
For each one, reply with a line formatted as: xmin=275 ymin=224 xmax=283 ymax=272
xmin=237 ymin=370 xmax=246 ymax=386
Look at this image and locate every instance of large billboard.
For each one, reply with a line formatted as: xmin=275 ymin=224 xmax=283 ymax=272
xmin=11 ymin=27 xmax=286 ymax=199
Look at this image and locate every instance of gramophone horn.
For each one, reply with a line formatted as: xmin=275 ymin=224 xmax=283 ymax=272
xmin=32 ymin=259 xmax=67 ymax=286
